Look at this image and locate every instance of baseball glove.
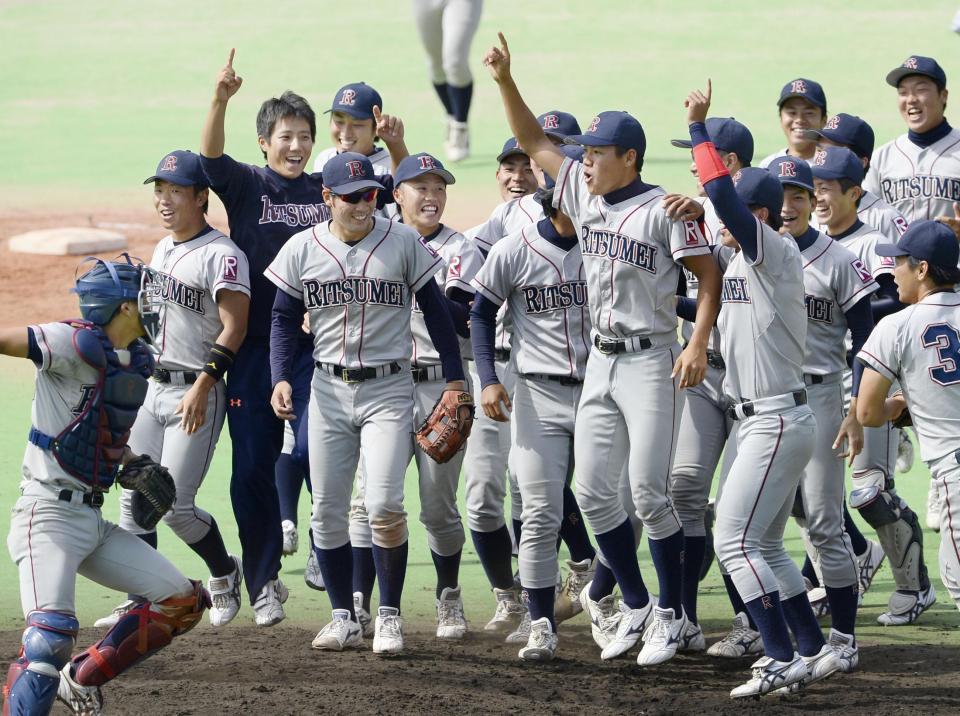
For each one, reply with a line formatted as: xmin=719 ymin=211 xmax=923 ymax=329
xmin=117 ymin=454 xmax=176 ymax=531
xmin=892 ymin=407 xmax=913 ymax=429
xmin=415 ymin=390 xmax=475 ymax=464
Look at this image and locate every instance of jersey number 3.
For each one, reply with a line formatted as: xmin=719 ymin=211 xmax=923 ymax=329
xmin=922 ymin=323 xmax=960 ymax=386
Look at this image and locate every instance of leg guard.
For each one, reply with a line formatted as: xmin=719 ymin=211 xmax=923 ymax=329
xmin=71 ymin=581 xmax=209 ymax=687
xmin=851 ymin=471 xmax=929 ymax=592
xmin=3 ymin=611 xmax=78 ymax=716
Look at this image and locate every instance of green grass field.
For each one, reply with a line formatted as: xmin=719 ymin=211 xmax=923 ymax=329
xmin=1 ymin=0 xmax=959 ymax=648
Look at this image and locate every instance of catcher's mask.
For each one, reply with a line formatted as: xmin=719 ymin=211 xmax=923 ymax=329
xmin=74 ymin=253 xmax=158 ymax=343
xmin=137 ymin=265 xmax=163 ymax=347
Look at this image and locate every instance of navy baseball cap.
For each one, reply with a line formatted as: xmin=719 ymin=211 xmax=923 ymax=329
xmin=768 ymin=156 xmax=815 ymax=193
xmin=778 ymin=78 xmax=827 ymax=111
xmin=321 ymin=152 xmax=385 ymax=195
xmin=733 ymin=168 xmax=783 ymax=220
xmin=327 ymin=82 xmax=382 ymax=120
xmin=143 ymin=150 xmax=208 ymax=187
xmin=803 ymin=113 xmax=875 ymax=160
xmin=395 ymin=152 xmax=456 ymax=185
xmin=569 ymin=111 xmax=646 ymax=157
xmin=886 ymin=56 xmax=947 ymax=89
xmin=671 ymin=117 xmax=755 ymax=166
xmin=809 ymin=146 xmax=865 ymax=184
xmin=876 ymin=219 xmax=959 ymax=269
xmin=497 ymin=137 xmax=527 ymax=163
xmin=542 ymin=145 xmax=585 ymax=190
xmin=537 ymin=110 xmax=581 ymax=141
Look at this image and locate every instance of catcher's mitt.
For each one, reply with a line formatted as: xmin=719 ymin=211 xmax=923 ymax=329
xmin=118 ymin=454 xmax=176 ymax=530
xmin=416 ymin=390 xmax=475 ymax=464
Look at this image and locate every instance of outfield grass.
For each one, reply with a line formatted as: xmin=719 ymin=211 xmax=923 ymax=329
xmin=1 ymin=0 xmax=959 ymax=644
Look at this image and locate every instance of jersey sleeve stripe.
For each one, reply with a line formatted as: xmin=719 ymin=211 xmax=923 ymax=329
xmin=471 ymin=278 xmax=505 ymax=304
xmin=858 ymin=348 xmax=897 ymax=381
xmin=264 ymin=268 xmax=302 ymax=296
xmin=31 ymin=324 xmax=52 ymax=371
xmin=671 ymin=245 xmax=712 ymax=258
xmin=838 ymin=281 xmax=879 ymax=312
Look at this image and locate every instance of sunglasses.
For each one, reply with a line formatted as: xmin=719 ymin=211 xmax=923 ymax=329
xmin=336 ymin=189 xmax=378 ymax=204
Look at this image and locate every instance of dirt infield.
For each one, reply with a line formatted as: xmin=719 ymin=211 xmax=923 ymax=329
xmin=0 ymin=622 xmax=955 ymax=715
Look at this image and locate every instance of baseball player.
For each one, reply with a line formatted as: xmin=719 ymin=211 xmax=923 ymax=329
xmin=812 ymin=145 xmax=936 ymax=625
xmin=0 ymin=258 xmax=209 ymax=715
xmin=769 ymin=154 xmax=878 ymax=672
xmin=685 ymin=81 xmax=841 ymax=698
xmin=411 ymin=0 xmax=484 ymax=161
xmin=311 ymin=82 xmax=395 ymax=174
xmin=485 ymin=34 xmax=723 ymax=668
xmin=470 ymin=147 xmax=592 ymax=661
xmin=267 ymin=152 xmax=466 ymax=655
xmin=667 ymin=117 xmax=751 ymax=653
xmin=346 ymin=152 xmax=483 ymax=641
xmin=865 ymin=56 xmax=960 ymax=223
xmin=758 ymin=78 xmax=828 ymax=168
xmin=199 ymin=49 xmax=408 ymax=624
xmin=858 ymin=220 xmax=960 ymax=618
xmin=94 ymin=151 xmax=251 ymax=630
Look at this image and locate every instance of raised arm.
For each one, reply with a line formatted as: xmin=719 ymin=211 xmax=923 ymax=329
xmin=372 ymin=105 xmax=409 ymax=175
xmin=483 ymin=33 xmax=564 ymax=180
xmin=201 ymin=48 xmax=243 ymax=159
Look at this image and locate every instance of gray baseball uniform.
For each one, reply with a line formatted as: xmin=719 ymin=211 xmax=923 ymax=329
xmin=265 ymin=216 xmax=441 ymax=551
xmin=120 ymin=229 xmax=250 ymax=544
xmin=472 ymin=220 xmax=590 ymax=589
xmin=859 ymin=290 xmax=960 ymax=609
xmin=411 ymin=0 xmax=484 ymax=89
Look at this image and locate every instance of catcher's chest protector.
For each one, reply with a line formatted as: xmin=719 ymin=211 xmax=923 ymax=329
xmin=48 ymin=321 xmax=153 ymax=489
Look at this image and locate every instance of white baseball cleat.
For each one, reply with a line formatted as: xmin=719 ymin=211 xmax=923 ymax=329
xmin=579 ymin=583 xmax=621 ymax=650
xmin=311 ymin=609 xmax=364 ymax=651
xmin=506 ymin=591 xmax=532 ymax=645
xmin=827 ymin=628 xmax=859 ymax=673
xmin=730 ymin=653 xmax=807 ymax=699
xmin=253 ymin=578 xmax=288 ymax=627
xmin=92 ymin=598 xmax=140 ymax=629
xmin=281 ymin=519 xmax=299 ymax=556
xmin=707 ymin=612 xmax=764 ymax=658
xmin=354 ymin=591 xmax=374 ymax=638
xmin=637 ymin=607 xmax=687 ymax=666
xmin=678 ymin=618 xmax=706 ymax=652
xmin=444 ymin=119 xmax=470 ymax=162
xmin=857 ymin=540 xmax=886 ymax=595
xmin=436 ymin=585 xmax=468 ymax=640
xmin=600 ymin=599 xmax=653 ymax=660
xmin=927 ymin=479 xmax=943 ymax=532
xmin=777 ymin=644 xmax=841 ymax=694
xmin=518 ymin=617 xmax=558 ymax=661
xmin=485 ymin=587 xmax=524 ymax=632
xmin=807 ymin=586 xmax=830 ymax=618
xmin=896 ymin=428 xmax=915 ymax=474
xmin=877 ymin=584 xmax=937 ymax=625
xmin=57 ymin=664 xmax=104 ymax=715
xmin=373 ymin=606 xmax=404 ymax=654
xmin=208 ymin=554 xmax=243 ymax=627
xmin=555 ymin=557 xmax=596 ymax=623
xmin=304 ymin=548 xmax=325 ymax=591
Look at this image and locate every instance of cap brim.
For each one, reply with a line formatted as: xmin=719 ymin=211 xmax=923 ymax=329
xmin=670 ymin=139 xmax=693 ymax=149
xmin=568 ymin=134 xmax=616 ymax=147
xmin=885 ymin=67 xmax=943 ymax=88
xmin=875 ymin=242 xmax=909 ymax=258
xmin=778 ymin=93 xmax=825 ymax=109
xmin=543 ymin=130 xmax=568 ymax=142
xmin=802 ymin=129 xmax=826 ymax=142
xmin=398 ymin=168 xmax=456 ymax=186
xmin=809 ymin=168 xmax=846 ymax=181
xmin=496 ymin=148 xmax=528 ymax=163
xmin=325 ymin=107 xmax=375 ymax=120
xmin=326 ymin=179 xmax=385 ymax=195
xmin=780 ymin=179 xmax=815 ymax=193
xmin=142 ymin=175 xmax=202 ymax=187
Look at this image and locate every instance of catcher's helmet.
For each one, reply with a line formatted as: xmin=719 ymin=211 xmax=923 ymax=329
xmin=73 ymin=254 xmax=147 ymax=326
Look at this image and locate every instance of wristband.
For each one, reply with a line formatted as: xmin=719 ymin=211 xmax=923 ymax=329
xmin=202 ymin=343 xmax=235 ymax=382
xmin=692 ymin=142 xmax=730 ymax=185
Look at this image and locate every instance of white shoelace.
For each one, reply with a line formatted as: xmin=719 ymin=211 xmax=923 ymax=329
xmin=380 ymin=615 xmax=402 ymax=638
xmin=438 ymin=599 xmax=465 ymax=624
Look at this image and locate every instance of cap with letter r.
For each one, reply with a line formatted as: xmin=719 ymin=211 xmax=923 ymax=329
xmin=768 ymin=155 xmax=815 ymax=193
xmin=778 ymin=78 xmax=827 ymax=110
xmin=537 ymin=110 xmax=581 ymax=142
xmin=569 ymin=111 xmax=646 ymax=157
xmin=671 ymin=117 xmax=754 ymax=166
xmin=327 ymin=82 xmax=382 ymax=120
xmin=809 ymin=146 xmax=865 ymax=184
xmin=497 ymin=137 xmax=527 ymax=163
xmin=875 ymin=219 xmax=959 ymax=269
xmin=802 ymin=113 xmax=875 ymax=160
xmin=886 ymin=56 xmax=947 ymax=89
xmin=321 ymin=152 xmax=385 ymax=195
xmin=143 ymin=150 xmax=208 ymax=188
xmin=395 ymin=152 xmax=456 ymax=186
xmin=733 ymin=167 xmax=783 ymax=220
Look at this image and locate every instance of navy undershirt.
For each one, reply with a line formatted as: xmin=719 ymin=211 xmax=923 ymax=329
xmin=603 ymin=177 xmax=658 ymax=205
xmin=908 ymin=119 xmax=952 ymax=147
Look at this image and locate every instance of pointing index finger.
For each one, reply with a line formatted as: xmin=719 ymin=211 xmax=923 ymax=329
xmin=498 ymin=31 xmax=508 ymax=52
xmin=227 ymin=48 xmax=235 ymax=68
xmin=372 ymin=105 xmax=382 ymax=123
xmin=706 ymin=78 xmax=712 ymax=101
